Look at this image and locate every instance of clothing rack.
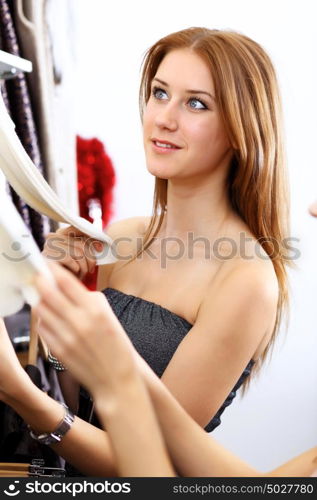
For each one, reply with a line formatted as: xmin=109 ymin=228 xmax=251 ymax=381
xmin=0 ymin=49 xmax=31 ymax=208
xmin=0 ymin=49 xmax=32 ymax=79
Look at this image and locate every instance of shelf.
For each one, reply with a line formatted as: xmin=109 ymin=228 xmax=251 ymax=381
xmin=0 ymin=49 xmax=32 ymax=79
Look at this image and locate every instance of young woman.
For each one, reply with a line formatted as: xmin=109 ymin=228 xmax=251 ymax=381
xmin=0 ymin=27 xmax=290 ymax=474
xmin=43 ymin=27 xmax=290 ymax=436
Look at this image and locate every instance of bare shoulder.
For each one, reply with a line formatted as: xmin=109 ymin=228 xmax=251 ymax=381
xmin=215 ymin=236 xmax=279 ymax=310
xmin=97 ymin=216 xmax=151 ymax=291
xmin=195 ymin=236 xmax=279 ymax=348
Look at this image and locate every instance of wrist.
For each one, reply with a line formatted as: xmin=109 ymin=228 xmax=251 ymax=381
xmin=2 ymin=376 xmax=67 ymax=438
xmin=91 ymin=355 xmax=140 ymax=403
xmin=94 ymin=370 xmax=146 ymax=419
xmin=29 ymin=403 xmax=74 ymax=445
xmin=138 ymin=355 xmax=166 ymax=398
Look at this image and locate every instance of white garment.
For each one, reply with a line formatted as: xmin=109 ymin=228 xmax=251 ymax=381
xmin=0 ymin=89 xmax=116 ymax=266
xmin=0 ymin=190 xmax=54 ymax=317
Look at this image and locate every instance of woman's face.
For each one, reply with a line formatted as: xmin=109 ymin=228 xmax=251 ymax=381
xmin=143 ymin=48 xmax=233 ymax=181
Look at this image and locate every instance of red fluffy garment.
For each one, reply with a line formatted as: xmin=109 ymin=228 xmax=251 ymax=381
xmin=77 ymin=135 xmax=116 ymax=289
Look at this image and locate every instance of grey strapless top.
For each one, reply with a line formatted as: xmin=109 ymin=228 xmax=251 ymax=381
xmin=102 ymin=287 xmax=255 ymax=432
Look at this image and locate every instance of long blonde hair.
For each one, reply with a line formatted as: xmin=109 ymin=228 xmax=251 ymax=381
xmin=135 ymin=27 xmax=290 ymax=374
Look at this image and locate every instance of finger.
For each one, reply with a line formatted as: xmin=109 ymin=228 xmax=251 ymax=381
xmin=34 ymin=293 xmax=73 ymax=337
xmin=74 ymin=255 xmax=89 ymax=280
xmin=69 ymin=239 xmax=97 ymax=276
xmin=60 ymin=259 xmax=81 ymax=276
xmin=37 ymin=316 xmax=93 ymax=379
xmin=38 ymin=321 xmax=92 ymax=389
xmin=46 ymin=226 xmax=104 ymax=257
xmin=44 ymin=237 xmax=90 ymax=261
xmin=57 ymin=225 xmax=88 ymax=237
xmin=44 ymin=238 xmax=95 ymax=276
xmin=43 ymin=253 xmax=81 ymax=276
xmin=34 ymin=272 xmax=78 ymax=318
xmin=58 ymin=225 xmax=105 ymax=245
xmin=87 ymin=259 xmax=97 ymax=275
xmin=68 ymin=238 xmax=99 ymax=274
xmin=45 ymin=262 xmax=89 ymax=305
xmin=35 ymin=319 xmax=68 ymax=365
xmin=84 ymin=241 xmax=98 ymax=274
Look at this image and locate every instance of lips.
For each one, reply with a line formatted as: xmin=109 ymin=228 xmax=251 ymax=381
xmin=151 ymin=138 xmax=181 ymax=149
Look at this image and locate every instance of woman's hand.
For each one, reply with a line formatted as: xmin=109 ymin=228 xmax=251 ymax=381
xmin=42 ymin=225 xmax=103 ymax=280
xmin=0 ymin=319 xmax=31 ymax=402
xmin=309 ymin=201 xmax=317 ymax=217
xmin=33 ymin=263 xmax=137 ymax=400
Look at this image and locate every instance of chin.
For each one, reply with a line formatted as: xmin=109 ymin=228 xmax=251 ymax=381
xmin=146 ymin=164 xmax=173 ymax=180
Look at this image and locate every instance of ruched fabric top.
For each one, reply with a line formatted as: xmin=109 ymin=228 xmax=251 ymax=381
xmin=103 ymin=287 xmax=255 ymax=433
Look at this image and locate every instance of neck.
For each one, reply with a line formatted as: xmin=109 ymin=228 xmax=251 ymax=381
xmin=158 ymin=170 xmax=234 ymax=241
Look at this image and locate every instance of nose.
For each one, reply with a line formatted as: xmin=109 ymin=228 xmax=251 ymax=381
xmin=154 ymin=102 xmax=178 ymax=131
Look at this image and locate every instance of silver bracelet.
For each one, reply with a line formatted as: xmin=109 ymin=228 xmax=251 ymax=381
xmin=47 ymin=350 xmax=67 ymax=371
xmin=29 ymin=403 xmax=74 ymax=446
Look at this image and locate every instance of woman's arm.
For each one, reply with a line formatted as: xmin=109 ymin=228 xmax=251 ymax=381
xmin=31 ymin=266 xmax=174 ymax=477
xmin=1 ymin=315 xmax=173 ymax=477
xmin=31 ymin=269 xmax=317 ymax=478
xmin=142 ymin=361 xmax=259 ymax=477
xmin=141 ymin=358 xmax=317 ymax=477
xmin=5 ymin=365 xmax=174 ymax=477
xmin=161 ymin=257 xmax=278 ymax=428
xmin=5 ymin=385 xmax=117 ymax=476
xmin=94 ymin=373 xmax=174 ymax=477
xmin=0 ymin=318 xmax=117 ymax=476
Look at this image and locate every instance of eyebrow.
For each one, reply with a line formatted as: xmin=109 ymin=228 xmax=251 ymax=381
xmin=152 ymin=77 xmax=215 ymax=101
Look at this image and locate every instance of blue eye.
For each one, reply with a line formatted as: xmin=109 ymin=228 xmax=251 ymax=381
xmin=151 ymin=86 xmax=208 ymax=110
xmin=152 ymin=87 xmax=168 ymax=100
xmin=188 ymin=98 xmax=207 ymax=110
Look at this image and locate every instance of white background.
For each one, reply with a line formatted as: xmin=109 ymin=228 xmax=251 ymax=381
xmin=74 ymin=0 xmax=317 ymax=471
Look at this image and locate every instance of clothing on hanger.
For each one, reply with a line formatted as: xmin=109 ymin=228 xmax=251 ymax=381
xmin=0 ymin=189 xmax=54 ymax=317
xmin=0 ymin=0 xmax=49 ymax=249
xmin=0 ymin=89 xmax=116 ymax=266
